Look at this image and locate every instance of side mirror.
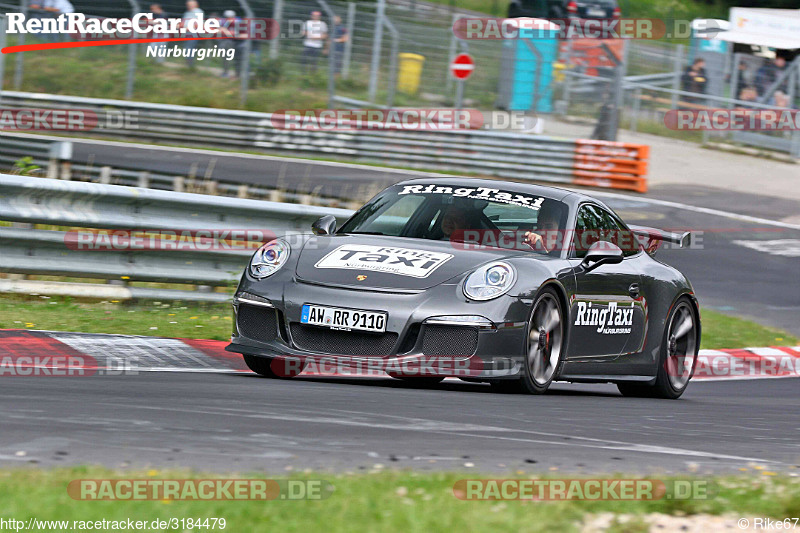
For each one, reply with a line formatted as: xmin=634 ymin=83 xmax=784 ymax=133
xmin=580 ymin=241 xmax=624 ymax=272
xmin=311 ymin=215 xmax=337 ymax=236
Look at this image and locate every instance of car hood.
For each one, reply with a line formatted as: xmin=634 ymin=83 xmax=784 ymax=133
xmin=295 ymin=234 xmax=537 ymax=291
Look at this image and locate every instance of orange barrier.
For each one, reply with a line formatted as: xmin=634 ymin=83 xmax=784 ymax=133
xmin=572 ymin=140 xmax=649 ymax=193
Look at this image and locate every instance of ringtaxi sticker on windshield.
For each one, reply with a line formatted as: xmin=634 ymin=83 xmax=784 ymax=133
xmin=398 ymin=185 xmax=545 ymax=210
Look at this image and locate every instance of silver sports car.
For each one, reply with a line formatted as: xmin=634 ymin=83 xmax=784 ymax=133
xmin=227 ymin=178 xmax=699 ymax=398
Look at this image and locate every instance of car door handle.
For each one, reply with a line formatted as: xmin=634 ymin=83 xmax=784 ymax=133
xmin=629 ymin=283 xmax=640 ymax=299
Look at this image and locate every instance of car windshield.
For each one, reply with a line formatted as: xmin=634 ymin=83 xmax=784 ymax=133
xmin=338 ymin=184 xmax=569 ymax=255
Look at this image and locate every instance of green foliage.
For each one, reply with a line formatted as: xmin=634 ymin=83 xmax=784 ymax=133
xmin=11 ymin=157 xmax=41 ymax=176
xmin=253 ymin=58 xmax=283 ymax=88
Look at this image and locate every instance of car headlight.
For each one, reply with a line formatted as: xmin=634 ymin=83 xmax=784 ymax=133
xmin=249 ymin=239 xmax=290 ymax=279
xmin=463 ymin=262 xmax=517 ymax=301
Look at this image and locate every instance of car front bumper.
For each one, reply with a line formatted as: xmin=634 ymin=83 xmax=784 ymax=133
xmin=225 ymin=277 xmax=532 ymax=378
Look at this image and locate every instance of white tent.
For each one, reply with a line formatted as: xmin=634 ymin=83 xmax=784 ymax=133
xmin=712 ymin=8 xmax=800 ymax=51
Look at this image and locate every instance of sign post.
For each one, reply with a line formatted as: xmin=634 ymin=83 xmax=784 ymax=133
xmin=450 ymin=53 xmax=474 ymax=109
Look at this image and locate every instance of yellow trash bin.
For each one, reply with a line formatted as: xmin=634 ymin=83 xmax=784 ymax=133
xmin=397 ymin=53 xmax=425 ymax=95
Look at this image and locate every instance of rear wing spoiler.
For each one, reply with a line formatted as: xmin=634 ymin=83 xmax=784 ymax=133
xmin=629 ymin=225 xmax=691 ymax=255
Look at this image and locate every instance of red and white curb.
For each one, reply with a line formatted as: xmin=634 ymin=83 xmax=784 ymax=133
xmin=0 ymin=330 xmax=248 ymax=374
xmin=0 ymin=330 xmax=798 ymax=380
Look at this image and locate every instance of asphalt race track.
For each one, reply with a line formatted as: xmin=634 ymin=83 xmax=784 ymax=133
xmin=0 ymin=373 xmax=798 ymax=473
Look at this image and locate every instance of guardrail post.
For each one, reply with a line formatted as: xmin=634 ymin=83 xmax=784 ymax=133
xmin=47 ymin=141 xmax=72 ymax=180
xmin=341 ymin=2 xmax=356 ymax=79
xmin=60 ymin=162 xmax=72 ymax=180
xmin=99 ymin=166 xmax=112 ymax=184
xmin=269 ymin=0 xmax=283 ymax=59
xmin=14 ymin=0 xmax=28 ymax=91
xmin=235 ymin=0 xmax=255 ymax=107
xmin=125 ymin=0 xmax=141 ymax=100
xmin=367 ymin=0 xmax=386 ymax=103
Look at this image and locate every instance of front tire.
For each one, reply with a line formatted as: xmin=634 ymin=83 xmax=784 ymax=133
xmin=617 ymin=298 xmax=699 ymax=399
xmin=509 ymin=287 xmax=566 ymax=395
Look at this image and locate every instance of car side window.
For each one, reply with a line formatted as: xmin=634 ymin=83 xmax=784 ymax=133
xmin=573 ymin=204 xmax=638 ymax=258
xmin=595 ymin=207 xmax=639 ymax=257
xmin=573 ymin=205 xmax=599 ymax=258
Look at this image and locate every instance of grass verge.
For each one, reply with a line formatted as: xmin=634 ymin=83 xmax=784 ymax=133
xmin=0 ymin=295 xmax=233 ymax=342
xmin=0 ymin=295 xmax=795 ymax=349
xmin=700 ymin=308 xmax=797 ymax=350
xmin=0 ymin=468 xmax=798 ymax=532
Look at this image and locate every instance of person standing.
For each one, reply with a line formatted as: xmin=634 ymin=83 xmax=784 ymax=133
xmin=301 ymin=11 xmax=328 ymax=75
xmin=181 ymin=0 xmax=204 ymax=68
xmin=29 ymin=0 xmax=74 ymax=41
xmin=755 ymin=56 xmax=787 ymax=98
xmin=332 ymin=15 xmax=348 ymax=77
xmin=681 ymin=58 xmax=707 ymax=95
xmin=149 ymin=4 xmax=169 ymax=63
xmin=29 ymin=0 xmax=74 ymax=14
xmin=218 ymin=10 xmax=245 ymax=78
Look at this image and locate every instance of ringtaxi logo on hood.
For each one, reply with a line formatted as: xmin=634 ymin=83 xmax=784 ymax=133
xmin=314 ymin=245 xmax=453 ymax=278
xmin=399 ymin=185 xmax=544 ymax=210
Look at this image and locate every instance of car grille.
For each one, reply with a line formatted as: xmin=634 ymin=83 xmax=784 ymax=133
xmin=421 ymin=325 xmax=479 ymax=357
xmin=237 ymin=304 xmax=278 ymax=343
xmin=289 ymin=323 xmax=398 ymax=355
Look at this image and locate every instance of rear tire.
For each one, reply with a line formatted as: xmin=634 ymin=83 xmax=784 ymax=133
xmin=243 ymin=354 xmax=305 ymax=378
xmin=617 ymin=298 xmax=699 ymax=399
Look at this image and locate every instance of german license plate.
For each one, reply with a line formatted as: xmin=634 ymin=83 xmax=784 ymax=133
xmin=301 ymin=304 xmax=387 ymax=333
xmin=587 ymin=8 xmax=606 ymax=17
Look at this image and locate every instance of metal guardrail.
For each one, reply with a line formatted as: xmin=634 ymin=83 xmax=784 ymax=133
xmin=0 ymin=133 xmax=355 ymax=207
xmin=0 ymin=91 xmax=650 ymax=193
xmin=0 ymin=174 xmax=354 ymax=301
